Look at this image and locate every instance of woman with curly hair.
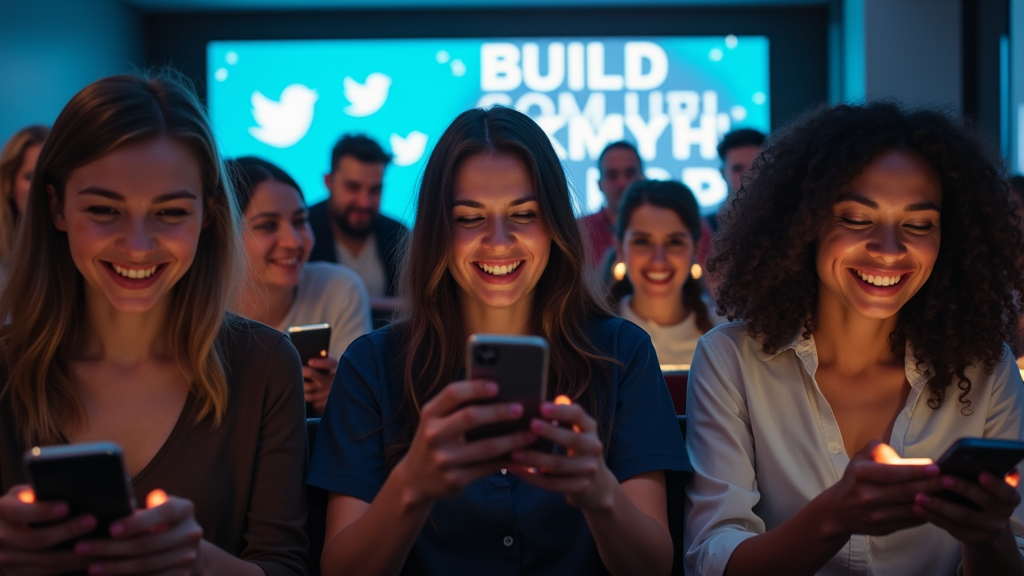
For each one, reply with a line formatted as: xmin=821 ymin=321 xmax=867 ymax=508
xmin=685 ymin=102 xmax=1024 ymax=576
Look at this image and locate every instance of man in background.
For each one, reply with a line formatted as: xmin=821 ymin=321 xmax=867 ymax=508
xmin=579 ymin=141 xmax=644 ymax=266
xmin=715 ymin=128 xmax=766 ymax=226
xmin=309 ymin=134 xmax=408 ymax=310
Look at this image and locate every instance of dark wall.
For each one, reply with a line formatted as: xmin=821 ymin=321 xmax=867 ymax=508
xmin=145 ymin=5 xmax=828 ymax=131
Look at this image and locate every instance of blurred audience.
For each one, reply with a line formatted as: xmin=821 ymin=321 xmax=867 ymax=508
xmin=0 ymin=72 xmax=309 ymax=574
xmin=310 ymin=106 xmax=687 ymax=575
xmin=688 ymin=102 xmax=1024 ymax=576
xmin=610 ymin=180 xmax=724 ymax=366
xmin=309 ymin=134 xmax=408 ymax=323
xmin=228 ymin=156 xmax=371 ymax=416
xmin=713 ymin=127 xmax=766 ymax=232
xmin=579 ymin=140 xmax=644 ymax=266
xmin=0 ymin=125 xmax=48 ymax=279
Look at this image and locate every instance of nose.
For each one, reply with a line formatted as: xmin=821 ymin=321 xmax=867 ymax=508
xmin=865 ymin=224 xmax=907 ymax=264
xmin=651 ymin=243 xmax=667 ymax=263
xmin=119 ymin=215 xmax=157 ymax=255
xmin=481 ymin=217 xmax=515 ymax=251
xmin=278 ymin=222 xmax=302 ymax=248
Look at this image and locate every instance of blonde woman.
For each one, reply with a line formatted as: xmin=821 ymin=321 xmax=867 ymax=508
xmin=0 ymin=73 xmax=309 ymax=575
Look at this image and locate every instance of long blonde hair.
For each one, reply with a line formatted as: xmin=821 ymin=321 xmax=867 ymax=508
xmin=0 ymin=125 xmax=49 ymax=261
xmin=0 ymin=72 xmax=244 ymax=446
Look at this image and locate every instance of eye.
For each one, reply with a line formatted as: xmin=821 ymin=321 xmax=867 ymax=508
xmin=629 ymin=237 xmax=651 ymax=246
xmin=904 ymin=222 xmax=936 ymax=233
xmin=511 ymin=211 xmax=538 ymax=223
xmin=158 ymin=208 xmax=190 ymax=217
xmin=292 ymin=216 xmax=308 ymax=227
xmin=840 ymin=216 xmax=871 ymax=226
xmin=253 ymin=221 xmax=278 ymax=233
xmin=85 ymin=205 xmax=118 ymax=217
xmin=455 ymin=215 xmax=483 ymax=226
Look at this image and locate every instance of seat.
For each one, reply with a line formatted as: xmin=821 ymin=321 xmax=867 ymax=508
xmin=662 ymin=369 xmax=688 ymax=415
xmin=306 ymin=417 xmax=326 ymax=575
xmin=667 ymin=414 xmax=689 ymax=575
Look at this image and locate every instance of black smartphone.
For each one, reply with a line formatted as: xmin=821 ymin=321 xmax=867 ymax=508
xmin=935 ymin=437 xmax=1024 ymax=509
xmin=24 ymin=441 xmax=135 ymax=539
xmin=464 ymin=334 xmax=549 ymax=443
xmin=286 ymin=323 xmax=331 ymax=365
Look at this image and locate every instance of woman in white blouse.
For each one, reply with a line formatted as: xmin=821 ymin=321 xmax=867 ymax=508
xmin=686 ymin=102 xmax=1024 ymax=576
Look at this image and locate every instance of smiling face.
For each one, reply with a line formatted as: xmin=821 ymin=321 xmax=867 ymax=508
xmin=816 ymin=150 xmax=942 ymax=322
xmin=51 ymin=136 xmax=205 ymax=314
xmin=242 ymin=180 xmax=312 ymax=290
xmin=325 ymin=155 xmax=384 ymax=239
xmin=450 ymin=152 xmax=550 ymax=315
xmin=13 ymin=144 xmax=41 ymax=214
xmin=598 ymin=146 xmax=643 ymax=216
xmin=619 ymin=204 xmax=696 ymax=304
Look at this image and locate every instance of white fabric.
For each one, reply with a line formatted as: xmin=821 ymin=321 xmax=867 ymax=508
xmin=334 ymin=232 xmax=387 ymax=299
xmin=277 ymin=261 xmax=372 ymax=360
xmin=618 ymin=294 xmax=724 ymax=366
xmin=684 ymin=322 xmax=1024 ymax=576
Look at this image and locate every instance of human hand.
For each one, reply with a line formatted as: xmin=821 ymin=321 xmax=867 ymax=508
xmin=304 ymin=356 xmax=338 ymax=416
xmin=396 ymin=380 xmax=538 ymax=506
xmin=912 ymin=469 xmax=1022 ymax=546
xmin=813 ymin=440 xmax=942 ymax=538
xmin=0 ymin=485 xmax=94 ymax=574
xmin=507 ymin=397 xmax=617 ymax=512
xmin=74 ymin=490 xmax=203 ymax=575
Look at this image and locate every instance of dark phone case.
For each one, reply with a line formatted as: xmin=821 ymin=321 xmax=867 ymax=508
xmin=464 ymin=335 xmax=549 ymax=446
xmin=24 ymin=443 xmax=135 ymax=540
xmin=287 ymin=324 xmax=331 ymax=365
xmin=935 ymin=437 xmax=1024 ymax=509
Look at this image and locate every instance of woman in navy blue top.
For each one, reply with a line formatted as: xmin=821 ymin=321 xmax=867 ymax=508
xmin=308 ymin=106 xmax=688 ymax=575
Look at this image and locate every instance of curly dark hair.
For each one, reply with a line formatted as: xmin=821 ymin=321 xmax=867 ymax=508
xmin=708 ymin=101 xmax=1024 ymax=410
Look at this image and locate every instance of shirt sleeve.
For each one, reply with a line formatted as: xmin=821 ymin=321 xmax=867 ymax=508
xmin=307 ymin=334 xmax=388 ymax=503
xmin=327 ymin=268 xmax=373 ymax=361
xmin=604 ymin=321 xmax=690 ymax=481
xmin=982 ymin=346 xmax=1024 ymax=560
xmin=683 ymin=332 xmax=762 ymax=576
xmin=245 ymin=333 xmax=313 ymax=576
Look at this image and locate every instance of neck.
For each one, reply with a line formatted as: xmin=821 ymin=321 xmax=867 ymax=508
xmin=628 ymin=292 xmax=687 ymax=326
xmin=331 ymin=219 xmax=369 ymax=256
xmin=76 ymin=287 xmax=174 ymax=366
xmin=460 ymin=296 xmax=533 ymax=337
xmin=233 ymin=278 xmax=295 ymax=329
xmin=813 ymin=286 xmax=902 ymax=373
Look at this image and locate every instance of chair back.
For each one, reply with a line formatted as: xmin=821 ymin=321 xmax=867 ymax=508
xmin=667 ymin=413 xmax=689 ymax=575
xmin=662 ymin=369 xmax=688 ymax=414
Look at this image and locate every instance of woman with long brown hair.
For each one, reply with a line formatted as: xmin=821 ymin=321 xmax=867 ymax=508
xmin=0 ymin=125 xmax=48 ymax=271
xmin=0 ymin=73 xmax=309 ymax=575
xmin=310 ymin=106 xmax=687 ymax=575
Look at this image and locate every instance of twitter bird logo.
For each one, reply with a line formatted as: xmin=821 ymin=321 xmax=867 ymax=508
xmin=249 ymin=84 xmax=318 ymax=148
xmin=390 ymin=131 xmax=428 ymax=166
xmin=344 ymin=73 xmax=391 ymax=117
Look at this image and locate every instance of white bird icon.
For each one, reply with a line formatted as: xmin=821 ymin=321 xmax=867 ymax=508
xmin=249 ymin=84 xmax=319 ymax=148
xmin=390 ymin=131 xmax=428 ymax=167
xmin=344 ymin=73 xmax=392 ymax=117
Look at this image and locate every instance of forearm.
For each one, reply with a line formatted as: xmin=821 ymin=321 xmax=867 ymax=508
xmin=320 ymin=464 xmax=433 ymax=576
xmin=722 ymin=497 xmax=848 ymax=576
xmin=583 ymin=476 xmax=673 ymax=576
xmin=198 ymin=540 xmax=267 ymax=576
xmin=962 ymin=523 xmax=1024 ymax=576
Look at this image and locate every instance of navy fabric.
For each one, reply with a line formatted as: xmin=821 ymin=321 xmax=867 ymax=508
xmin=307 ymin=316 xmax=689 ymax=575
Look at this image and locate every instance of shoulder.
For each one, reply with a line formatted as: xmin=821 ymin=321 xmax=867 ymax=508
xmin=218 ymin=315 xmax=300 ymax=371
xmin=308 ymin=200 xmax=329 ymax=216
xmin=343 ymin=324 xmax=398 ymax=362
xmin=585 ymin=315 xmax=652 ymax=358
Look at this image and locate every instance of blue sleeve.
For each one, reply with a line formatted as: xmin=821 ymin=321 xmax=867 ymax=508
xmin=605 ymin=320 xmax=691 ymax=481
xmin=307 ymin=334 xmax=388 ymax=503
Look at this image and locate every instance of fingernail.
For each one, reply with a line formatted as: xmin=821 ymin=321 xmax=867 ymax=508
xmin=915 ymin=493 xmax=932 ymax=505
xmin=80 ymin=516 xmax=96 ymax=529
xmin=485 ymin=382 xmax=498 ymax=394
xmin=508 ymin=403 xmax=523 ymax=417
xmin=942 ymin=477 xmax=955 ymax=488
xmin=540 ymin=403 xmax=554 ymax=417
xmin=75 ymin=541 xmax=92 ymax=554
xmin=924 ymin=464 xmax=940 ymax=475
xmin=530 ymin=419 xmax=546 ymax=433
xmin=109 ymin=523 xmax=124 ymax=537
xmin=51 ymin=503 xmax=69 ymax=517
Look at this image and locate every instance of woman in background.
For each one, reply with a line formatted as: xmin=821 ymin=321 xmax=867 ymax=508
xmin=686 ymin=102 xmax=1024 ymax=576
xmin=0 ymin=125 xmax=48 ymax=277
xmin=0 ymin=73 xmax=309 ymax=575
xmin=229 ymin=156 xmax=371 ymax=416
xmin=610 ymin=179 xmax=723 ymax=367
xmin=311 ymin=106 xmax=688 ymax=575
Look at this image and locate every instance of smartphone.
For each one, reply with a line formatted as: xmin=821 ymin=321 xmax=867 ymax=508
xmin=935 ymin=437 xmax=1024 ymax=508
xmin=24 ymin=441 xmax=135 ymax=539
xmin=286 ymin=323 xmax=331 ymax=365
xmin=464 ymin=334 xmax=549 ymax=444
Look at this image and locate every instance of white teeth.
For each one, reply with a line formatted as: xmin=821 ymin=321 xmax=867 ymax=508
xmin=856 ymin=270 xmax=901 ymax=287
xmin=477 ymin=261 xmax=522 ymax=276
xmin=272 ymin=258 xmax=298 ymax=266
xmin=645 ymin=271 xmax=671 ymax=282
xmin=112 ymin=264 xmax=158 ymax=279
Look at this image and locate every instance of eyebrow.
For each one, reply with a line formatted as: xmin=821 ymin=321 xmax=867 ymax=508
xmin=836 ymin=193 xmax=940 ymax=212
xmin=78 ymin=187 xmax=199 ymax=203
xmin=453 ymin=195 xmax=538 ymax=209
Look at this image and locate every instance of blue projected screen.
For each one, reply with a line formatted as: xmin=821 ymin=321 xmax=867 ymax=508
xmin=207 ymin=36 xmax=770 ymax=226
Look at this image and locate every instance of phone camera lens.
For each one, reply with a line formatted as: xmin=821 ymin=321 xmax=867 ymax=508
xmin=475 ymin=345 xmax=498 ymax=365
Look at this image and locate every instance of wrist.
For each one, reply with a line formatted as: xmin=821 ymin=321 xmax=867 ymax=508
xmin=580 ymin=466 xmax=619 ymax=514
xmin=392 ymin=459 xmax=435 ymax=511
xmin=806 ymin=490 xmax=849 ymax=541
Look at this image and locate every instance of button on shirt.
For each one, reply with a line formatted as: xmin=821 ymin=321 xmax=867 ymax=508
xmin=308 ymin=317 xmax=690 ymax=576
xmin=684 ymin=322 xmax=1024 ymax=576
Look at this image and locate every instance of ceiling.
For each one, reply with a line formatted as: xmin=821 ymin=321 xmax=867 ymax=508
xmin=122 ymin=0 xmax=828 ymax=11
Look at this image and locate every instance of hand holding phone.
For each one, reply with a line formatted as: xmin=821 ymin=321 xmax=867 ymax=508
xmin=464 ymin=334 xmax=549 ymax=445
xmin=933 ymin=437 xmax=1024 ymax=509
xmin=286 ymin=323 xmax=331 ymax=366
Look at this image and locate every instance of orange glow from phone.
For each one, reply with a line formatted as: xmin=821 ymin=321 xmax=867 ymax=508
xmin=873 ymin=443 xmax=933 ymax=465
xmin=17 ymin=488 xmax=35 ymax=504
xmin=554 ymin=395 xmax=571 ymax=405
xmin=146 ymin=489 xmax=168 ymax=509
xmin=1007 ymin=470 xmax=1020 ymax=488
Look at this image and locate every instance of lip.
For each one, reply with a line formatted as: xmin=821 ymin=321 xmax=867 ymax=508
xmin=640 ymin=269 xmax=675 ymax=285
xmin=103 ymin=262 xmax=167 ymax=290
xmin=848 ymin=267 xmax=911 ymax=295
xmin=267 ymin=254 xmax=304 ymax=271
xmin=472 ymin=259 xmax=525 ymax=285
